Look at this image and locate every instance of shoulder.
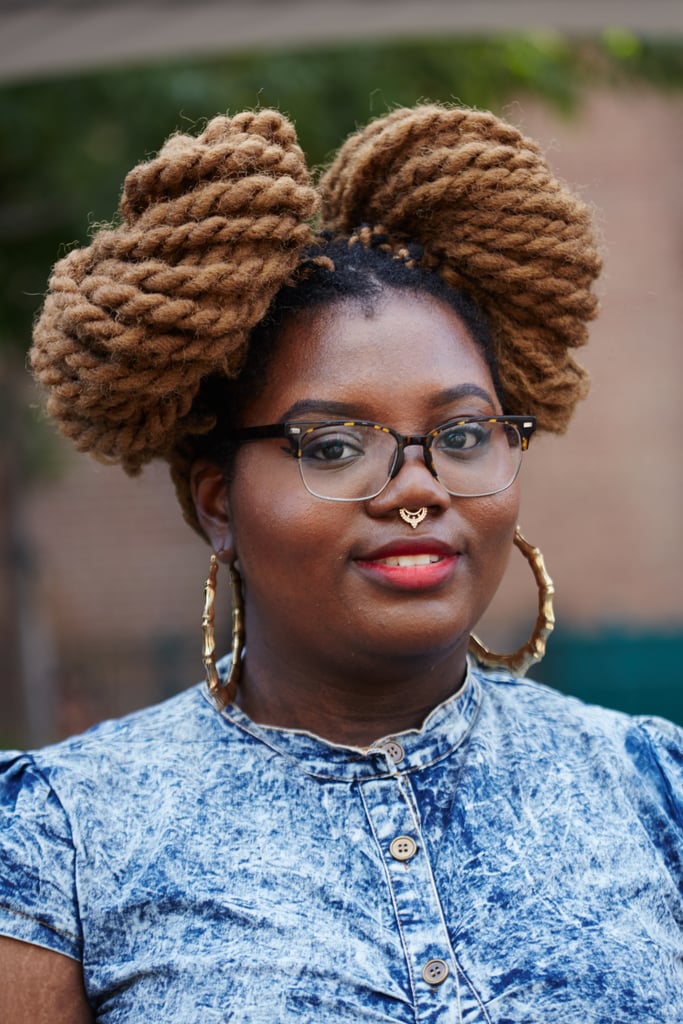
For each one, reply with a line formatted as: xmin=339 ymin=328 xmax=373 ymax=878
xmin=471 ymin=663 xmax=683 ymax=812
xmin=10 ymin=683 xmax=211 ymax=761
xmin=473 ymin=662 xmax=682 ymax=743
xmin=52 ymin=682 xmax=215 ymax=750
xmin=0 ymin=685 xmax=224 ymax=818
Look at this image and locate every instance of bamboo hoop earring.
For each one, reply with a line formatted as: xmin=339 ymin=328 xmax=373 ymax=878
xmin=468 ymin=527 xmax=555 ymax=677
xmin=202 ymin=555 xmax=244 ymax=707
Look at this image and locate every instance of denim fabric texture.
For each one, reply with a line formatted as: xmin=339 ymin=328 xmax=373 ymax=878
xmin=1 ymin=660 xmax=682 ymax=1023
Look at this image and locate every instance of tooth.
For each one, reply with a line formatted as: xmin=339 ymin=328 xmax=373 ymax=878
xmin=376 ymin=554 xmax=441 ymax=567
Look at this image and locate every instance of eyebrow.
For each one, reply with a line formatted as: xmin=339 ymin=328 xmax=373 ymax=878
xmin=431 ymin=384 xmax=497 ymax=408
xmin=279 ymin=384 xmax=496 ymax=422
xmin=279 ymin=399 xmax=367 ymax=420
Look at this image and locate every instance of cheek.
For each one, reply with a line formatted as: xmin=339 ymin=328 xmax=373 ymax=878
xmin=462 ymin=484 xmax=520 ymax=581
xmin=227 ymin=452 xmax=341 ymax=586
xmin=485 ymin=484 xmax=520 ymax=537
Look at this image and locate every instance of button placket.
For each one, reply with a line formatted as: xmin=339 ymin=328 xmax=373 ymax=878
xmin=360 ymin=774 xmax=458 ymax=1021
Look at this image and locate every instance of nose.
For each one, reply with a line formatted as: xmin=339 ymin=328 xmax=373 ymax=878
xmin=366 ymin=445 xmax=451 ymax=517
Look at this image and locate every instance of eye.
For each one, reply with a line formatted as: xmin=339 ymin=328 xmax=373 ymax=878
xmin=435 ymin=421 xmax=490 ymax=455
xmin=300 ymin=428 xmax=366 ymax=465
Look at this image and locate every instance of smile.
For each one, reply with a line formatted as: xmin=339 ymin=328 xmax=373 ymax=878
xmin=354 ymin=551 xmax=460 ymax=592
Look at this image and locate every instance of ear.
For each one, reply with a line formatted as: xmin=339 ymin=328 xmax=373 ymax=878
xmin=189 ymin=458 xmax=235 ymax=564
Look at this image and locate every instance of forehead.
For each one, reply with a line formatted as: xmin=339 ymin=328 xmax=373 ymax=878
xmin=242 ymin=291 xmax=498 ymax=426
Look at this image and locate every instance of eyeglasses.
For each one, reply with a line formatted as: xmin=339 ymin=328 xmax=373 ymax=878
xmin=227 ymin=415 xmax=536 ymax=502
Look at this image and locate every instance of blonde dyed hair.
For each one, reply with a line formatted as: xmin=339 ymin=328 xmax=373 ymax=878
xmin=31 ymin=104 xmax=601 ymax=535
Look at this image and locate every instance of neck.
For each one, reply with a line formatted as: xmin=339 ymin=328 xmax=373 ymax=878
xmin=234 ymin=629 xmax=470 ymax=746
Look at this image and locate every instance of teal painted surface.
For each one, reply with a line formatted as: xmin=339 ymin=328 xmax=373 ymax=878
xmin=530 ymin=628 xmax=683 ymax=726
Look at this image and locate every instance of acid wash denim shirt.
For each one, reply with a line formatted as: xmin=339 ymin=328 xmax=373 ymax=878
xmin=0 ymin=660 xmax=681 ymax=1024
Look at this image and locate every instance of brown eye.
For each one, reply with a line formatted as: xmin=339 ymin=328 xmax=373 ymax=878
xmin=436 ymin=423 xmax=490 ymax=456
xmin=301 ymin=429 xmax=365 ymax=464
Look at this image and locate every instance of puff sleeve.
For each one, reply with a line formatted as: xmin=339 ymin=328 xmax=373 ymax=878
xmin=0 ymin=752 xmax=82 ymax=960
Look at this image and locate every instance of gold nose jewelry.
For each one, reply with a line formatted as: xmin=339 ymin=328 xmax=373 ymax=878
xmin=399 ymin=507 xmax=428 ymax=529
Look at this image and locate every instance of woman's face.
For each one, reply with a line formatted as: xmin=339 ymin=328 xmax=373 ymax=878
xmin=198 ymin=289 xmax=520 ymax=674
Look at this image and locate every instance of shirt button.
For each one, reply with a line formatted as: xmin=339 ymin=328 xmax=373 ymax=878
xmin=422 ymin=959 xmax=450 ymax=985
xmin=389 ymin=835 xmax=418 ymax=861
xmin=378 ymin=739 xmax=405 ymax=764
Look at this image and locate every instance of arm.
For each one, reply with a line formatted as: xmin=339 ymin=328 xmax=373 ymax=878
xmin=0 ymin=936 xmax=93 ymax=1024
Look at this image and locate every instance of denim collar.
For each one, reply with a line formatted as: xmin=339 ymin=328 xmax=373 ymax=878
xmin=207 ymin=658 xmax=481 ymax=782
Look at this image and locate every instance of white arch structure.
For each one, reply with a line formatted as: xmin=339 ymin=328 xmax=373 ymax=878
xmin=0 ymin=0 xmax=681 ymax=83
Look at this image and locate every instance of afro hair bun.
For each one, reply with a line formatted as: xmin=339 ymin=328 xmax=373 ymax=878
xmin=319 ymin=104 xmax=602 ymax=430
xmin=31 ymin=109 xmax=319 ymax=474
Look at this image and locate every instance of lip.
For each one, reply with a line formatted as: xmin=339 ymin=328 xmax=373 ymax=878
xmin=354 ymin=537 xmax=461 ymax=591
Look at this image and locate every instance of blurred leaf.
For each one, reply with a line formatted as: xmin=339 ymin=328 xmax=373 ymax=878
xmin=602 ymin=27 xmax=641 ymax=60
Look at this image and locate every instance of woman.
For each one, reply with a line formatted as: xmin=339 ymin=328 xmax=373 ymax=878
xmin=1 ymin=105 xmax=681 ymax=1023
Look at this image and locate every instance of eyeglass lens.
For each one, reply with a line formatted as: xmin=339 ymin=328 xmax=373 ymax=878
xmin=296 ymin=421 xmax=523 ymax=501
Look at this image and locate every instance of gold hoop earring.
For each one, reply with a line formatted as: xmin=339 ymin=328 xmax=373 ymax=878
xmin=202 ymin=555 xmax=244 ymax=707
xmin=468 ymin=527 xmax=555 ymax=677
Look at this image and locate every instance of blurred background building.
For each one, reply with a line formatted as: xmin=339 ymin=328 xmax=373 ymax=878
xmin=1 ymin=1 xmax=682 ymax=746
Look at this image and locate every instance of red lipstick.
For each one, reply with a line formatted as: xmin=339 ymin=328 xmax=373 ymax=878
xmin=354 ymin=538 xmax=460 ymax=591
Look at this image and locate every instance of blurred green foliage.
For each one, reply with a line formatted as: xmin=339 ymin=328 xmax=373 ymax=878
xmin=1 ymin=32 xmax=682 ymax=355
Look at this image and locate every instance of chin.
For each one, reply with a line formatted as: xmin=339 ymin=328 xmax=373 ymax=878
xmin=359 ymin=611 xmax=472 ymax=662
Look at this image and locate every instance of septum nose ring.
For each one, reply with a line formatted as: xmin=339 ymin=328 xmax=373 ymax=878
xmin=399 ymin=507 xmax=428 ymax=529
